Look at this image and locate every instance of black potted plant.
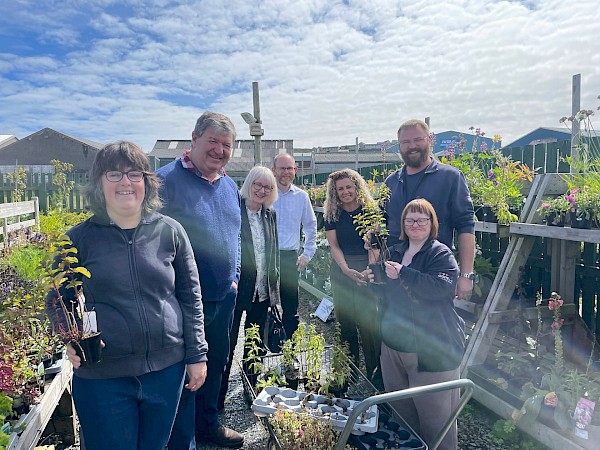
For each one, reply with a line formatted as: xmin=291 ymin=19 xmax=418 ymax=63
xmin=44 ymin=235 xmax=102 ymax=367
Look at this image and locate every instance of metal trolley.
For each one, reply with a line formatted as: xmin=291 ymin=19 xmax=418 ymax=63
xmin=240 ymin=349 xmax=474 ymax=450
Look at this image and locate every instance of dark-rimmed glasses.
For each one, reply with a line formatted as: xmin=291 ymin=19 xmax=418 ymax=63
xmin=404 ymin=217 xmax=430 ymax=226
xmin=252 ymin=182 xmax=273 ymax=193
xmin=105 ymin=171 xmax=145 ymax=183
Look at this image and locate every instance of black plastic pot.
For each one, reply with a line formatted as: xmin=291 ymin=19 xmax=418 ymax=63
xmin=570 ymin=211 xmax=592 ymax=229
xmin=72 ymin=332 xmax=102 ymax=367
xmin=369 ymin=263 xmax=387 ymax=284
xmin=329 ymin=379 xmax=349 ymax=399
xmin=546 ymin=212 xmax=565 ymax=227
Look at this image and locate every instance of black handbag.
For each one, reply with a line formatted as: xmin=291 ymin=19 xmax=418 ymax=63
xmin=264 ymin=306 xmax=287 ymax=353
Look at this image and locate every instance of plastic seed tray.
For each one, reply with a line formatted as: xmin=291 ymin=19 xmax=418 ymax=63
xmin=350 ymin=412 xmax=426 ymax=449
xmin=251 ymin=386 xmax=379 ymax=434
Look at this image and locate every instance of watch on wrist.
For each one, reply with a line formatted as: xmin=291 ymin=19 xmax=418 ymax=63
xmin=459 ymin=272 xmax=477 ymax=281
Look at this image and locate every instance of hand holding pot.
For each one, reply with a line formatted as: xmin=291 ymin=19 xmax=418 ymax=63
xmin=384 ymin=261 xmax=402 ymax=280
xmin=66 ymin=340 xmax=105 ymax=369
xmin=342 ymin=266 xmax=368 ymax=286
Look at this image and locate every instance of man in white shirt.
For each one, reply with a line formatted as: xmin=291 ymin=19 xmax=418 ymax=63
xmin=272 ymin=153 xmax=318 ymax=337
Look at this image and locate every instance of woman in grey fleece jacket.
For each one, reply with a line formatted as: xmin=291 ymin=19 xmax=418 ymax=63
xmin=45 ymin=141 xmax=208 ymax=450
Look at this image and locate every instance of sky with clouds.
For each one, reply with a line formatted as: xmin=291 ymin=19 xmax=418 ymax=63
xmin=1 ymin=0 xmax=599 ymax=152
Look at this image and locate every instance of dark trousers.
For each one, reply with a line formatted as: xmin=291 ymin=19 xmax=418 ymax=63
xmin=73 ymin=361 xmax=185 ymax=450
xmin=280 ymin=250 xmax=300 ymax=338
xmin=167 ymin=289 xmax=236 ymax=450
xmin=330 ymin=254 xmax=381 ymax=381
xmin=219 ymin=298 xmax=270 ymax=405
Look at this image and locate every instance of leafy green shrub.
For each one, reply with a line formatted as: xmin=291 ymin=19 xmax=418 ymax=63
xmin=488 ymin=419 xmax=544 ymax=450
xmin=5 ymin=245 xmax=47 ymax=282
xmin=39 ymin=209 xmax=90 ymax=234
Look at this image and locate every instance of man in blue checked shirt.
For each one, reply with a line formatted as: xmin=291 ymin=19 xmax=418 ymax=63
xmin=271 ymin=153 xmax=317 ymax=337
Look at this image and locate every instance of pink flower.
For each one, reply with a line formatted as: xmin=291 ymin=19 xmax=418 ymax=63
xmin=551 ymin=319 xmax=564 ymax=334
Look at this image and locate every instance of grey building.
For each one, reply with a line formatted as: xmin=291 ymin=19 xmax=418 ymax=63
xmin=148 ymin=139 xmax=294 ymax=183
xmin=0 ymin=128 xmax=102 ymax=173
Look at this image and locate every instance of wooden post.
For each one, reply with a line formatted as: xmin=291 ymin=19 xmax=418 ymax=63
xmin=33 ymin=197 xmax=40 ymax=231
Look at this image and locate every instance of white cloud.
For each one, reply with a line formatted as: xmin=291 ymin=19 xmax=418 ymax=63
xmin=0 ymin=0 xmax=598 ymax=152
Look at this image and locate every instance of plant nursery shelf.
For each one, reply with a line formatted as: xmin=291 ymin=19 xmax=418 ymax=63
xmin=299 ymin=278 xmax=331 ymax=301
xmin=509 ymin=222 xmax=600 ymax=244
xmin=8 ymin=360 xmax=74 ymax=450
xmin=467 ymin=376 xmax=586 ymax=450
xmin=474 ymin=221 xmax=510 ymax=237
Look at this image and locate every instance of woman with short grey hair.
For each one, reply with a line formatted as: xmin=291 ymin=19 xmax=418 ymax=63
xmin=219 ymin=166 xmax=281 ymax=408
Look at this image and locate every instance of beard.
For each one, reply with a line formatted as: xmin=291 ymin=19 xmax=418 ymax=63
xmin=400 ymin=147 xmax=429 ymax=168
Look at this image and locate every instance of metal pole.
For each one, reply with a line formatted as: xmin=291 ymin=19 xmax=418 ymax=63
xmin=334 ymin=379 xmax=474 ymax=450
xmin=311 ymin=149 xmax=316 ymax=186
xmin=355 ymin=137 xmax=359 ymax=171
xmin=571 ymin=74 xmax=581 ymax=171
xmin=252 ymin=82 xmax=262 ymax=165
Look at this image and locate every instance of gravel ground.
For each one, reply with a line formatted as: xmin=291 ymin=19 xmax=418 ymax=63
xmin=44 ymin=286 xmax=546 ymax=449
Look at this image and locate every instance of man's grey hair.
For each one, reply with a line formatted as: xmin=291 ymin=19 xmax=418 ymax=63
xmin=194 ymin=111 xmax=236 ymax=140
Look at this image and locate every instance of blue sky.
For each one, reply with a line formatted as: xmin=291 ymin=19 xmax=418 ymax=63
xmin=1 ymin=0 xmax=599 ymax=152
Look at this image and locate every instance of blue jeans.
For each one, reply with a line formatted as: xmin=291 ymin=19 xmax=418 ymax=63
xmin=73 ymin=361 xmax=185 ymax=450
xmin=168 ymin=290 xmax=236 ymax=450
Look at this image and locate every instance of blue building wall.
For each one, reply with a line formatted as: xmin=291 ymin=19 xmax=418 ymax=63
xmin=385 ymin=130 xmax=498 ymax=156
xmin=433 ymin=131 xmax=498 ymax=155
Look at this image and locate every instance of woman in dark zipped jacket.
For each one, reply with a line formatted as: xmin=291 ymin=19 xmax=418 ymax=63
xmin=370 ymin=198 xmax=465 ymax=450
xmin=45 ymin=142 xmax=207 ymax=450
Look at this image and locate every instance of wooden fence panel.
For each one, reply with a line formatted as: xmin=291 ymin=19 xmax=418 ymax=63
xmin=545 ymin=144 xmax=560 ymax=173
xmin=510 ymin=146 xmax=523 ymax=164
xmin=0 ymin=173 xmax=87 ymax=212
xmin=558 ymin=141 xmax=571 ymax=173
xmin=522 ymin=145 xmax=534 ymax=169
xmin=533 ymin=143 xmax=547 ymax=174
xmin=579 ymin=243 xmax=596 ymax=329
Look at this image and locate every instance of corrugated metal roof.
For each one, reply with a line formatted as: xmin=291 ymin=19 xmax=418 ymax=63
xmin=313 ymin=151 xmax=401 ymax=164
xmin=149 ymin=139 xmax=294 ymax=171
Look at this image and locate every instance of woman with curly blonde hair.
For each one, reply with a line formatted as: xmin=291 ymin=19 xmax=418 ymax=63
xmin=323 ymin=169 xmax=381 ymax=384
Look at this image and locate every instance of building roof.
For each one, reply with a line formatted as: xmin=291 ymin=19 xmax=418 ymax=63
xmin=149 ymin=139 xmax=294 ymax=173
xmin=0 ymin=128 xmax=103 ymax=172
xmin=0 ymin=135 xmax=18 ymax=149
xmin=504 ymin=127 xmax=571 ymax=148
xmin=313 ymin=151 xmax=401 ymax=164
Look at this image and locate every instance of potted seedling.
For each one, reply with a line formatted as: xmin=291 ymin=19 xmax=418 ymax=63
xmin=280 ymin=338 xmax=300 ymax=390
xmin=44 ymin=235 xmax=101 ymax=367
xmin=353 ymin=184 xmax=391 ymax=284
xmin=243 ymin=323 xmax=265 ymax=390
xmin=323 ymin=323 xmax=351 ymax=398
xmin=304 ymin=324 xmax=325 ymax=392
xmin=269 ymin=409 xmax=353 ymax=450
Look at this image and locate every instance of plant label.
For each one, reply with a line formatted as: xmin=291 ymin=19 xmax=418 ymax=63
xmin=83 ymin=311 xmax=98 ymax=333
xmin=574 ymin=397 xmax=595 ymax=440
xmin=314 ymin=297 xmax=334 ymax=322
